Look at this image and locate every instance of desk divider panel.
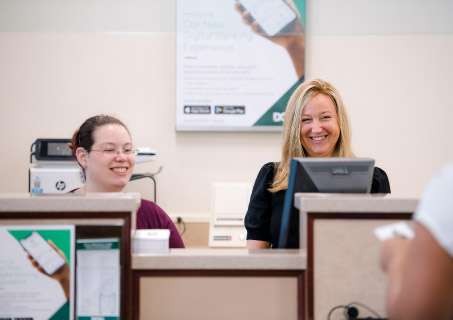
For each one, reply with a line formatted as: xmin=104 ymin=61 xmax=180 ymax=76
xmin=133 ymin=269 xmax=304 ymax=320
xmin=0 ymin=210 xmax=133 ymax=320
xmin=305 ymin=212 xmax=413 ymax=320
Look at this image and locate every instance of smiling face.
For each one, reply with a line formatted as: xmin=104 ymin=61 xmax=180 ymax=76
xmin=300 ymin=93 xmax=340 ymax=157
xmin=77 ymin=124 xmax=135 ymax=192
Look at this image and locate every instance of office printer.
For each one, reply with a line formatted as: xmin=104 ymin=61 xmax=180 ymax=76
xmin=29 ymin=138 xmax=156 ymax=194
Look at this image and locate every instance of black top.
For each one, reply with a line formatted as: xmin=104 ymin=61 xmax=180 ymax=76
xmin=244 ymin=162 xmax=391 ymax=248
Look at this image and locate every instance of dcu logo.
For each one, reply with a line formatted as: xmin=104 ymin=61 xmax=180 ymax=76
xmin=273 ymin=112 xmax=285 ymax=122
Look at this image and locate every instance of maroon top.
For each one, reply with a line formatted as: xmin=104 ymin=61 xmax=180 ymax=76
xmin=69 ymin=189 xmax=185 ymax=248
xmin=137 ymin=199 xmax=185 ymax=248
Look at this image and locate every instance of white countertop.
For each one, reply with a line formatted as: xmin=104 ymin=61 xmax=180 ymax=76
xmin=295 ymin=193 xmax=419 ymax=213
xmin=133 ymin=248 xmax=306 ymax=270
xmin=0 ymin=193 xmax=141 ymax=212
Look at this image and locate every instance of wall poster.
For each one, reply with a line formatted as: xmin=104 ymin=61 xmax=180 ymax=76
xmin=0 ymin=225 xmax=75 ymax=320
xmin=176 ymin=0 xmax=306 ymax=131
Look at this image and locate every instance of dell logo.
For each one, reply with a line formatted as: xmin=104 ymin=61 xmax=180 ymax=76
xmin=332 ymin=167 xmax=350 ymax=175
xmin=273 ymin=112 xmax=285 ymax=122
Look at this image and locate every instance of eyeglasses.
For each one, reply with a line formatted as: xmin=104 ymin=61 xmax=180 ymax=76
xmin=89 ymin=147 xmax=138 ymax=156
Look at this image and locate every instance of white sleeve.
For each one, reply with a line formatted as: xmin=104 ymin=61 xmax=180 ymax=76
xmin=413 ymin=165 xmax=453 ymax=257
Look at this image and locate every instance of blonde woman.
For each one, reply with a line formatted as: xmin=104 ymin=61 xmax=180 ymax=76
xmin=245 ymin=79 xmax=390 ymax=249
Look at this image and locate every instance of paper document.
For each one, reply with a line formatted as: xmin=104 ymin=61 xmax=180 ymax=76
xmin=374 ymin=222 xmax=414 ymax=241
xmin=76 ymin=238 xmax=120 ymax=320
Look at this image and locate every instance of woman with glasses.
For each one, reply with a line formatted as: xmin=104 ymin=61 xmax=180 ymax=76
xmin=69 ymin=114 xmax=184 ymax=248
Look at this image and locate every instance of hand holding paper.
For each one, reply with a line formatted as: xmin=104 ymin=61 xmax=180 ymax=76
xmin=377 ymin=222 xmax=414 ymax=273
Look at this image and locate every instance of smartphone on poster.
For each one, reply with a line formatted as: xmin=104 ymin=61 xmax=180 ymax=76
xmin=20 ymin=231 xmax=66 ymax=275
xmin=237 ymin=0 xmax=298 ymax=37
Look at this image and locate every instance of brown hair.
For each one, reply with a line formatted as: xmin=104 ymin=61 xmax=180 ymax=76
xmin=69 ymin=114 xmax=130 ymax=179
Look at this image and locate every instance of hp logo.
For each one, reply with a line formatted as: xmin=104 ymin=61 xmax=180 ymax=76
xmin=55 ymin=181 xmax=67 ymax=191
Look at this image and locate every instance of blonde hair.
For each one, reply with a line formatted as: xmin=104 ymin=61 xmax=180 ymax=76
xmin=270 ymin=78 xmax=355 ymax=192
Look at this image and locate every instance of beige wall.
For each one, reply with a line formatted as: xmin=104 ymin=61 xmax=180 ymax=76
xmin=1 ymin=1 xmax=453 ymax=220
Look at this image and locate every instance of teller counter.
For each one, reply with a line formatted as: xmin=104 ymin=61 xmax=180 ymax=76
xmin=132 ymin=194 xmax=419 ymax=320
xmin=132 ymin=249 xmax=306 ymax=320
xmin=1 ymin=193 xmax=420 ymax=320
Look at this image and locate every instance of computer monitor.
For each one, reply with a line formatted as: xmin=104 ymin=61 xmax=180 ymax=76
xmin=277 ymin=157 xmax=375 ymax=248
